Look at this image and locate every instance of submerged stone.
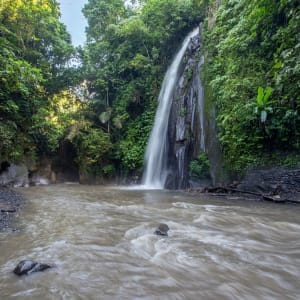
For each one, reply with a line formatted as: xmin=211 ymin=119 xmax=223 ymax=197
xmin=154 ymin=223 xmax=170 ymax=236
xmin=13 ymin=260 xmax=52 ymax=276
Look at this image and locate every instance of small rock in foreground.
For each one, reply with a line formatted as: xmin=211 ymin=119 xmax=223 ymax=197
xmin=13 ymin=260 xmax=52 ymax=276
xmin=154 ymin=223 xmax=169 ymax=236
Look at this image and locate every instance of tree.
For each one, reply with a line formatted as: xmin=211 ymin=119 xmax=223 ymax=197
xmin=81 ymin=0 xmax=203 ymax=177
xmin=0 ymin=0 xmax=76 ymax=163
xmin=202 ymin=0 xmax=300 ymax=173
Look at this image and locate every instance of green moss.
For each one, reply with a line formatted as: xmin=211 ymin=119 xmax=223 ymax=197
xmin=179 ymin=107 xmax=185 ymax=117
xmin=189 ymin=151 xmax=210 ymax=179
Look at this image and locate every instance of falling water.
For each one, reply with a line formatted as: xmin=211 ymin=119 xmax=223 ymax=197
xmin=142 ymin=28 xmax=199 ymax=189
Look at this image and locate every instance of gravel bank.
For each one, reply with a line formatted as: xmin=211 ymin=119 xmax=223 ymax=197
xmin=0 ymin=186 xmax=25 ymax=232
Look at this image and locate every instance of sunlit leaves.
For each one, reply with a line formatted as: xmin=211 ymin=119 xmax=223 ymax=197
xmin=73 ymin=128 xmax=113 ymax=169
xmin=0 ymin=0 xmax=76 ymax=162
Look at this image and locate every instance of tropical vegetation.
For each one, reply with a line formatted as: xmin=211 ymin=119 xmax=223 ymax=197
xmin=202 ymin=0 xmax=300 ymax=174
xmin=0 ymin=0 xmax=299 ymax=182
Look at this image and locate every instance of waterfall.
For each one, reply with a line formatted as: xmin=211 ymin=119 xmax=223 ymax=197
xmin=142 ymin=28 xmax=199 ymax=189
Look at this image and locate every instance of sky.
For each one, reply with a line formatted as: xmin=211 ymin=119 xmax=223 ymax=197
xmin=58 ymin=0 xmax=88 ymax=47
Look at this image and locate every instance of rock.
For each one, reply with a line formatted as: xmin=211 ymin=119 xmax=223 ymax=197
xmin=237 ymin=167 xmax=300 ymax=203
xmin=166 ymin=23 xmax=222 ymax=189
xmin=154 ymin=223 xmax=170 ymax=236
xmin=0 ymin=164 xmax=29 ymax=187
xmin=13 ymin=260 xmax=52 ymax=276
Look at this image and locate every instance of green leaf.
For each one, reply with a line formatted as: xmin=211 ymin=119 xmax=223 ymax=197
xmin=263 ymin=87 xmax=272 ymax=103
xmin=257 ymin=86 xmax=264 ymax=106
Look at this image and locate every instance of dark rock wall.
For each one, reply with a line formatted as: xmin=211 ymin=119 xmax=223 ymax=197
xmin=238 ymin=167 xmax=300 ymax=202
xmin=166 ymin=33 xmax=201 ymax=189
xmin=166 ymin=25 xmax=222 ymax=189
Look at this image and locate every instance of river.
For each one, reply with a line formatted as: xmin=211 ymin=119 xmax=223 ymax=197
xmin=1 ymin=184 xmax=300 ymax=299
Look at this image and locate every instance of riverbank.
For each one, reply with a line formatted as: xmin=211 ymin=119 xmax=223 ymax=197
xmin=1 ymin=166 xmax=299 ymax=233
xmin=188 ymin=167 xmax=300 ymax=204
xmin=237 ymin=167 xmax=300 ymax=203
xmin=0 ymin=186 xmax=25 ymax=232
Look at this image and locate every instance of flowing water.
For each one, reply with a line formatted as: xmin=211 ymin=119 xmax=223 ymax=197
xmin=142 ymin=28 xmax=199 ymax=189
xmin=1 ymin=184 xmax=300 ymax=299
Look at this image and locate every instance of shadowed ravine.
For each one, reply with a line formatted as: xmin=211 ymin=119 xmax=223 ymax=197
xmin=1 ymin=184 xmax=299 ymax=299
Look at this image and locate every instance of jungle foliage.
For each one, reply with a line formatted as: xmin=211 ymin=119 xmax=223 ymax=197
xmin=0 ymin=0 xmax=78 ymax=163
xmin=81 ymin=0 xmax=204 ymax=177
xmin=1 ymin=0 xmax=299 ymax=181
xmin=0 ymin=0 xmax=204 ymax=178
xmin=202 ymin=0 xmax=300 ymax=173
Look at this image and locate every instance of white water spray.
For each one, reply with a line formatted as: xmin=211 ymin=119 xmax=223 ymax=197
xmin=142 ymin=28 xmax=199 ymax=189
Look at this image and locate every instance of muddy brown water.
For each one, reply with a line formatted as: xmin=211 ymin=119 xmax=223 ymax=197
xmin=1 ymin=184 xmax=299 ymax=299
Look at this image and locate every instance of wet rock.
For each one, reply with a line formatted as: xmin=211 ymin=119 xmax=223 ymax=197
xmin=13 ymin=260 xmax=52 ymax=276
xmin=237 ymin=167 xmax=300 ymax=203
xmin=0 ymin=164 xmax=29 ymax=187
xmin=154 ymin=223 xmax=170 ymax=236
xmin=166 ymin=23 xmax=221 ymax=189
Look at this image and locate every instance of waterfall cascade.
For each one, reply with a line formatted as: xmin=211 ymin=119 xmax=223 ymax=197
xmin=166 ymin=27 xmax=206 ymax=189
xmin=142 ymin=25 xmax=222 ymax=189
xmin=142 ymin=28 xmax=200 ymax=189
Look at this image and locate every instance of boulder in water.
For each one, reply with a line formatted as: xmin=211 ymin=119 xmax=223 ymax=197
xmin=13 ymin=260 xmax=52 ymax=276
xmin=154 ymin=223 xmax=169 ymax=236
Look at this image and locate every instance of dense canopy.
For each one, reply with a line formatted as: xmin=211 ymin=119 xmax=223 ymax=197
xmin=0 ymin=0 xmax=299 ymax=181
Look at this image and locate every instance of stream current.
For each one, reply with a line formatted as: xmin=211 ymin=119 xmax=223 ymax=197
xmin=1 ymin=184 xmax=300 ymax=299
